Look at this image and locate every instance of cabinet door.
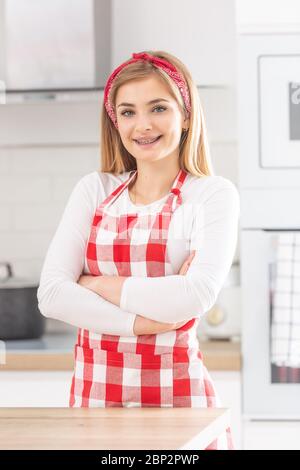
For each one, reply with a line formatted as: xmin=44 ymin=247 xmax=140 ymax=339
xmin=0 ymin=371 xmax=73 ymax=407
xmin=210 ymin=371 xmax=242 ymax=450
xmin=242 ymin=420 xmax=300 ymax=450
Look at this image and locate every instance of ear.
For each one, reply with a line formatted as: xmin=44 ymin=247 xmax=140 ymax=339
xmin=183 ymin=116 xmax=190 ymax=131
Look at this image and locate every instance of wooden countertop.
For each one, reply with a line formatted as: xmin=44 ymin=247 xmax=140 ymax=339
xmin=0 ymin=407 xmax=230 ymax=450
xmin=1 ymin=334 xmax=241 ymax=371
xmin=199 ymin=339 xmax=241 ymax=371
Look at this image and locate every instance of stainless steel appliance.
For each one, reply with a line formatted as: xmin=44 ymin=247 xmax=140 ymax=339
xmin=0 ymin=262 xmax=45 ymax=340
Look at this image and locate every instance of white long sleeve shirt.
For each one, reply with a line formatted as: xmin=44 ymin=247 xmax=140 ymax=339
xmin=37 ymin=170 xmax=240 ymax=337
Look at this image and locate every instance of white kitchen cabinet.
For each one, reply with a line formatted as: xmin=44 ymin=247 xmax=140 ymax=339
xmin=0 ymin=371 xmax=73 ymax=407
xmin=1 ymin=370 xmax=299 ymax=449
xmin=209 ymin=371 xmax=300 ymax=450
xmin=242 ymin=420 xmax=300 ymax=450
xmin=235 ymin=0 xmax=300 ymax=34
xmin=0 ymin=370 xmax=241 ymax=410
xmin=210 ymin=371 xmax=242 ymax=450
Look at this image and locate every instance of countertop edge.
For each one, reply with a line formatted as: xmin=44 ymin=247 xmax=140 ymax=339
xmin=1 ymin=340 xmax=241 ymax=371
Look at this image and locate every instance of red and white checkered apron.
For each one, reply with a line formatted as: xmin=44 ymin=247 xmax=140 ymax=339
xmin=69 ymin=168 xmax=234 ymax=450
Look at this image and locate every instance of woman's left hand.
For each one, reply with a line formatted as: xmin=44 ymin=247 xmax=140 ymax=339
xmin=77 ymin=274 xmax=99 ymax=292
xmin=77 ymin=274 xmax=127 ymax=306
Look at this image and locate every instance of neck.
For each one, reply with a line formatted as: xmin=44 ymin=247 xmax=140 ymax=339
xmin=131 ymin=158 xmax=181 ymax=202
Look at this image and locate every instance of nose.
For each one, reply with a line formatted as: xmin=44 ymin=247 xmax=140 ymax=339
xmin=134 ymin=112 xmax=153 ymax=132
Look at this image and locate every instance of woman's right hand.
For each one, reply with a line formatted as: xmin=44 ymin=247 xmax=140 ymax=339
xmin=133 ymin=251 xmax=196 ymax=335
xmin=178 ymin=250 xmax=196 ymax=275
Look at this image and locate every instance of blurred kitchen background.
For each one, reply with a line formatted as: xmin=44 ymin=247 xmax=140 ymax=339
xmin=0 ymin=0 xmax=300 ymax=450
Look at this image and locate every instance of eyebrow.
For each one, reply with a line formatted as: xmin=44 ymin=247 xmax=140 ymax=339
xmin=117 ymin=98 xmax=169 ymax=108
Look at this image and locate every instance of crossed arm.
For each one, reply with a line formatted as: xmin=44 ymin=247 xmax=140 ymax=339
xmin=77 ymin=251 xmax=195 ymax=335
xmin=38 ymin=175 xmax=239 ymax=337
xmin=37 ymin=176 xmax=200 ymax=337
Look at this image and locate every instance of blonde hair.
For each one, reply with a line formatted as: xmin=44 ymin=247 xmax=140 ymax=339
xmin=100 ymin=50 xmax=214 ymax=177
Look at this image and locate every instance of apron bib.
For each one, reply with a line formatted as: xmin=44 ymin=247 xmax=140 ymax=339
xmin=69 ymin=168 xmax=234 ymax=450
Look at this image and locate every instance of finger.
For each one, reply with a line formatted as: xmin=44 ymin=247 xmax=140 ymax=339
xmin=182 ymin=252 xmax=195 ymax=268
xmin=185 ymin=251 xmax=196 ymax=269
xmin=179 ymin=258 xmax=192 ymax=274
xmin=178 ymin=261 xmax=188 ymax=275
xmin=179 ymin=263 xmax=189 ymax=275
xmin=178 ymin=251 xmax=196 ymax=275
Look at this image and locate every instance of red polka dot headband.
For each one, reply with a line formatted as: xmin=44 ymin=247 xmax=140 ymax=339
xmin=104 ymin=52 xmax=191 ymax=129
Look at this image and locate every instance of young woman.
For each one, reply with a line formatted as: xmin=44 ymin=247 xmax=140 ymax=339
xmin=37 ymin=50 xmax=240 ymax=450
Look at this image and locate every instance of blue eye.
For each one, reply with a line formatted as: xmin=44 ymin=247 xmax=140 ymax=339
xmin=121 ymin=106 xmax=166 ymax=117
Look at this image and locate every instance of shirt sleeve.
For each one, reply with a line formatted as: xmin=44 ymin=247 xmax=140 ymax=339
xmin=37 ymin=174 xmax=136 ymax=337
xmin=119 ymin=179 xmax=240 ymax=323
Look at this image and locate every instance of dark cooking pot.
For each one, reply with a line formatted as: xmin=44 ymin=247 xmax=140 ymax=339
xmin=0 ymin=262 xmax=45 ymax=340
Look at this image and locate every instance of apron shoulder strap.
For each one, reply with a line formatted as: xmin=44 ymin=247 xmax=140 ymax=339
xmin=98 ymin=170 xmax=137 ymax=211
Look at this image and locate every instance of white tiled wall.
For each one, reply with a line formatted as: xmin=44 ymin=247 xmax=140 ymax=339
xmin=0 ymin=145 xmax=100 ymax=279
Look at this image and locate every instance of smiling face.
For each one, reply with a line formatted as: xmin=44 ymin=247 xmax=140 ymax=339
xmin=115 ymin=75 xmax=188 ymax=165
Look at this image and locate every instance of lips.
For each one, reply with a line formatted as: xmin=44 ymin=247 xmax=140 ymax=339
xmin=134 ymin=135 xmax=162 ymax=145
